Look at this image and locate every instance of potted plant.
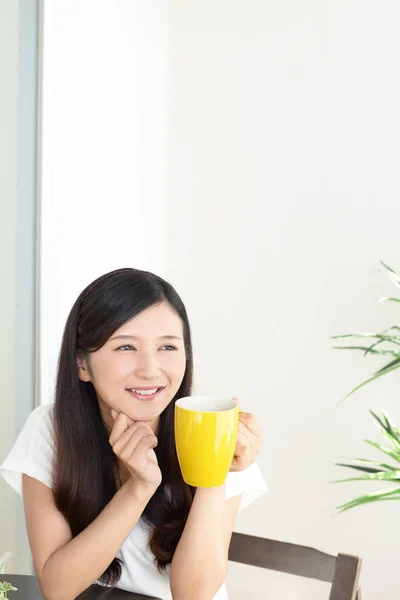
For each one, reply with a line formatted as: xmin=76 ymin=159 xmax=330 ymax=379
xmin=0 ymin=563 xmax=17 ymax=599
xmin=332 ymin=261 xmax=400 ymax=512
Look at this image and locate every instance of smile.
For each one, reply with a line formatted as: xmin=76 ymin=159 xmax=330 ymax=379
xmin=126 ymin=387 xmax=164 ymax=401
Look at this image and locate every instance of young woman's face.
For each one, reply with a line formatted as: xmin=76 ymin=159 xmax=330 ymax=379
xmin=78 ymin=301 xmax=187 ymax=432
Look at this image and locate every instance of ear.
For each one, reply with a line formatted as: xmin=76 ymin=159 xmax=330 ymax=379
xmin=77 ymin=354 xmax=92 ymax=382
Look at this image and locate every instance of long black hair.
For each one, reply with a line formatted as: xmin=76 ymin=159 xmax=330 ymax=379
xmin=52 ymin=268 xmax=195 ymax=584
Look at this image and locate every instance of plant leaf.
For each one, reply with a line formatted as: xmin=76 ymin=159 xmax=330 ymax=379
xmin=369 ymin=410 xmax=400 ymax=452
xmin=333 ymin=470 xmax=400 ymax=483
xmin=336 ymin=463 xmax=387 ymax=474
xmin=365 ymin=327 xmax=400 ymax=355
xmin=332 ymin=346 xmax=400 ymax=357
xmin=373 ymin=357 xmax=400 ymax=376
xmin=331 ymin=333 xmax=400 ymax=344
xmin=351 ymin=457 xmax=398 ymax=471
xmin=380 ymin=297 xmax=400 ymax=304
xmin=0 ymin=582 xmax=17 ymax=592
xmin=338 ymin=362 xmax=400 ymax=403
xmin=379 ymin=260 xmax=400 ymax=288
xmin=337 ymin=495 xmax=400 ymax=513
xmin=365 ymin=337 xmax=388 ymax=356
xmin=336 ymin=484 xmax=400 ymax=513
xmin=381 ymin=411 xmax=400 ymax=440
xmin=364 ymin=439 xmax=400 ymax=463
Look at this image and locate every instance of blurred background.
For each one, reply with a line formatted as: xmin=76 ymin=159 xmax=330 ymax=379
xmin=1 ymin=1 xmax=400 ymax=597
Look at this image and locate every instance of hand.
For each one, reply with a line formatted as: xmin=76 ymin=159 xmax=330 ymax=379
xmin=230 ymin=398 xmax=262 ymax=472
xmin=109 ymin=410 xmax=162 ymax=490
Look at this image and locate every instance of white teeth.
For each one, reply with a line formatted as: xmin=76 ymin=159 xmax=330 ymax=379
xmin=130 ymin=388 xmax=158 ymax=395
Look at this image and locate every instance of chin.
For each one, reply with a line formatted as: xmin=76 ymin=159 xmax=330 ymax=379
xmin=127 ymin=405 xmax=161 ymax=421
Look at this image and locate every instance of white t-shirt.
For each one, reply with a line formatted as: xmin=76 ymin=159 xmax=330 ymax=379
xmin=0 ymin=404 xmax=267 ymax=600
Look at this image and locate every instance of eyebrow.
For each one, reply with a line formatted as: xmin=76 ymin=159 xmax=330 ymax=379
xmin=110 ymin=334 xmax=182 ymax=342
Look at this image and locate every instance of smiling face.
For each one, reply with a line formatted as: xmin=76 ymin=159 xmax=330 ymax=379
xmin=77 ymin=301 xmax=187 ymax=434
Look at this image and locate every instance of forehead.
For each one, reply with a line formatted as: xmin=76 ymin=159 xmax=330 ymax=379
xmin=112 ymin=302 xmax=183 ymax=338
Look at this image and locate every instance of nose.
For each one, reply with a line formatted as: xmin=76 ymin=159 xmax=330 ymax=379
xmin=133 ymin=352 xmax=162 ymax=381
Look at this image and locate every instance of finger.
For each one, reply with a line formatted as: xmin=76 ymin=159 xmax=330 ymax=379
xmin=110 ymin=421 xmax=144 ymax=450
xmin=113 ymin=411 xmax=135 ymax=427
xmin=120 ymin=430 xmax=158 ymax=469
xmin=109 ymin=413 xmax=136 ymax=445
xmin=239 ymin=412 xmax=262 ymax=436
xmin=120 ymin=412 xmax=135 ymax=428
xmin=113 ymin=424 xmax=156 ymax=460
xmin=238 ymin=421 xmax=256 ymax=443
xmin=109 ymin=413 xmax=130 ymax=445
xmin=111 ymin=409 xmax=118 ymax=421
xmin=235 ymin=431 xmax=250 ymax=457
xmin=133 ymin=434 xmax=159 ymax=467
xmin=239 ymin=421 xmax=260 ymax=449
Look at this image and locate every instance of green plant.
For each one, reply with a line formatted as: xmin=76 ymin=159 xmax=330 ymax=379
xmin=0 ymin=564 xmax=17 ymax=599
xmin=332 ymin=261 xmax=400 ymax=512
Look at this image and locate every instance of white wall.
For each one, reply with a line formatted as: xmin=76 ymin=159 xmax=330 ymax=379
xmin=32 ymin=1 xmax=400 ymax=598
xmin=38 ymin=0 xmax=168 ymax=405
xmin=167 ymin=1 xmax=400 ymax=598
xmin=0 ymin=0 xmax=19 ymax=571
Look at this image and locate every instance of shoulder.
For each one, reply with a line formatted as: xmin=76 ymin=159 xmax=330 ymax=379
xmin=30 ymin=402 xmax=55 ymax=435
xmin=0 ymin=403 xmax=55 ymax=496
xmin=27 ymin=402 xmax=55 ymax=456
xmin=20 ymin=403 xmax=55 ymax=459
xmin=24 ymin=403 xmax=54 ymax=434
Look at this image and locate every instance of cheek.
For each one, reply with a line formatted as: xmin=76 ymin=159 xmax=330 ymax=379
xmin=165 ymin=354 xmax=186 ymax=382
xmin=176 ymin=354 xmax=187 ymax=375
xmin=89 ymin=354 xmax=128 ymax=387
xmin=108 ymin=349 xmax=136 ymax=370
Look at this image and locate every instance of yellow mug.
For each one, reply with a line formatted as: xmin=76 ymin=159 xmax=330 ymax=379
xmin=174 ymin=396 xmax=241 ymax=487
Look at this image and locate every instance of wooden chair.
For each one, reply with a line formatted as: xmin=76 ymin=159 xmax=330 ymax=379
xmin=228 ymin=533 xmax=362 ymax=600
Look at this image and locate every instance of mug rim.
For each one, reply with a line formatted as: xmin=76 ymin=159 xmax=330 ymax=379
xmin=175 ymin=395 xmax=238 ymax=413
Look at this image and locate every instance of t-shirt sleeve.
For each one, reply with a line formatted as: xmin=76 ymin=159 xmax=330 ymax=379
xmin=0 ymin=404 xmax=54 ymax=496
xmin=225 ymin=460 xmax=267 ymax=512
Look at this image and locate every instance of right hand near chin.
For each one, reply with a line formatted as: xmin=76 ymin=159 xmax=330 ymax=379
xmin=109 ymin=410 xmax=162 ymax=491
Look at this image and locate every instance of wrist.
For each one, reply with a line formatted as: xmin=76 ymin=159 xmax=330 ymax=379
xmin=194 ymin=483 xmax=225 ymax=497
xmin=123 ymin=477 xmax=159 ymax=503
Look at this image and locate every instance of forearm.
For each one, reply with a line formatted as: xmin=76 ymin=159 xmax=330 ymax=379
xmin=40 ymin=480 xmax=154 ymax=600
xmin=170 ymin=485 xmax=227 ymax=600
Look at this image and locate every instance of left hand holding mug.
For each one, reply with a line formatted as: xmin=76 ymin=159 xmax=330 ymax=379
xmin=230 ymin=398 xmax=262 ymax=472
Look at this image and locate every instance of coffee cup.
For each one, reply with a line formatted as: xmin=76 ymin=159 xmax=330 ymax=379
xmin=174 ymin=396 xmax=241 ymax=487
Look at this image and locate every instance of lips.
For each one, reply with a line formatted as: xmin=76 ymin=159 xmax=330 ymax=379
xmin=126 ymin=387 xmax=164 ymax=401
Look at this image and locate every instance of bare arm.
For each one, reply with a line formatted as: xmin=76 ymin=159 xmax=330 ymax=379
xmin=23 ymin=475 xmax=154 ymax=600
xmin=170 ymin=486 xmax=242 ymax=600
xmin=23 ymin=416 xmax=161 ymax=600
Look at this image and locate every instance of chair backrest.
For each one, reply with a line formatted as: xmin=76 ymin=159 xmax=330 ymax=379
xmin=228 ymin=532 xmax=362 ymax=600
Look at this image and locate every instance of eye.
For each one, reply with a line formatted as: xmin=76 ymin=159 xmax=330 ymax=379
xmin=117 ymin=344 xmax=136 ymax=351
xmin=116 ymin=344 xmax=177 ymax=351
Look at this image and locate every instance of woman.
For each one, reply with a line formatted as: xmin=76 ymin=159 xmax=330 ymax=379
xmin=1 ymin=268 xmax=266 ymax=600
